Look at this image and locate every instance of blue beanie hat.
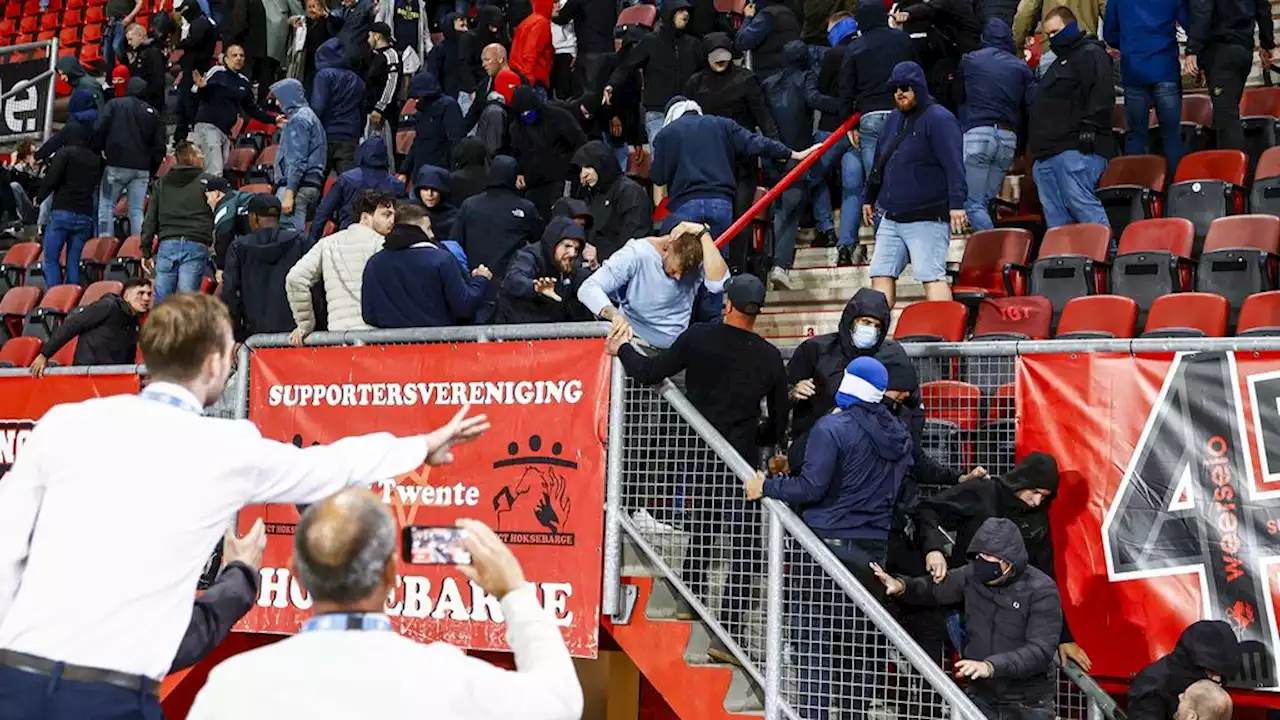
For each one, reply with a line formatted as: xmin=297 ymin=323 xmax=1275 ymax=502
xmin=835 ymin=356 xmax=888 ymax=409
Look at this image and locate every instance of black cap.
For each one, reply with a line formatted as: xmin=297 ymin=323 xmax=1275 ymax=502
xmin=370 ymin=22 xmax=393 ymax=39
xmin=725 ymin=274 xmax=766 ymax=316
xmin=201 ymin=175 xmax=230 ymax=194
xmin=246 ymin=193 xmax=282 ymax=215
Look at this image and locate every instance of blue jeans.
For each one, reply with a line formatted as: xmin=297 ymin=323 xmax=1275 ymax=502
xmin=662 ymin=197 xmax=734 ymax=245
xmin=963 ymin=126 xmax=1018 ymax=231
xmin=277 ymin=186 xmax=320 ymax=231
xmin=836 ymin=111 xmax=890 ymax=247
xmin=809 ymin=130 xmax=852 ymax=234
xmin=605 ymin=134 xmax=628 ymax=173
xmin=0 ymin=664 xmax=163 ymax=720
xmin=1032 ymin=150 xmax=1110 ymax=229
xmin=1125 ymin=81 xmax=1183 ymax=171
xmin=101 ymin=20 xmax=125 ymax=69
xmin=645 ymin=110 xmax=664 ymax=145
xmin=43 ymin=209 xmax=93 ymax=286
xmin=772 ymin=183 xmax=804 ymax=270
xmin=154 ymin=239 xmax=210 ymax=302
xmin=98 ymin=166 xmax=149 ymax=237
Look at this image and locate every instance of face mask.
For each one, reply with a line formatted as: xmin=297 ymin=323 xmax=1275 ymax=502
xmin=970 ymin=556 xmax=1006 ymax=585
xmin=882 ymin=398 xmax=904 ymax=416
xmin=1048 ymin=20 xmax=1080 ymax=52
xmin=852 ymin=324 xmax=879 ymax=350
xmin=519 ymin=109 xmax=539 ymax=125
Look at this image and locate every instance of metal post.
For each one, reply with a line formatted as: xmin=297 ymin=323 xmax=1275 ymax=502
xmin=42 ymin=39 xmax=56 ymax=143
xmin=764 ymin=508 xmax=784 ymax=720
xmin=233 ymin=343 xmax=251 ymax=420
xmin=602 ymin=357 xmax=626 ymax=616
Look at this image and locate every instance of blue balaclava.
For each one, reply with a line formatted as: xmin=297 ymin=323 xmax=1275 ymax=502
xmin=834 ymin=356 xmax=888 ymax=409
xmin=1048 ymin=20 xmax=1080 ymax=53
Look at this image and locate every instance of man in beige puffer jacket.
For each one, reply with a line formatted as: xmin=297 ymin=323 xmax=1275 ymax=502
xmin=285 ymin=189 xmax=398 ymax=343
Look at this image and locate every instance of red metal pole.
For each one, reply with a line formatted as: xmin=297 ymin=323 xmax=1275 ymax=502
xmin=712 ymin=113 xmax=862 ymax=250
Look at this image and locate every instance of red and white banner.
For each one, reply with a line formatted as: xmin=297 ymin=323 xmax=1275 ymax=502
xmin=0 ymin=373 xmax=142 ymax=483
xmin=236 ymin=340 xmax=611 ymax=658
xmin=1022 ymin=352 xmax=1280 ymax=692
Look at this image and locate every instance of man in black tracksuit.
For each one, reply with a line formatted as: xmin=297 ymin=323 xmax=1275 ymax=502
xmin=221 ymin=194 xmax=318 ymax=341
xmin=1186 ymin=0 xmax=1275 ymax=150
xmin=508 ymin=86 xmax=588 ymax=220
xmin=602 ymin=0 xmax=704 ymax=143
xmin=553 ymin=0 xmax=618 ymax=94
xmin=1128 ymin=621 xmax=1242 ymax=720
xmin=571 ymin=140 xmax=653 ymax=260
xmin=877 ymin=517 xmax=1063 ymax=720
xmin=29 ymin=277 xmax=152 ymax=374
xmin=175 ymin=2 xmax=219 ymax=144
xmin=495 ymin=216 xmax=594 ymax=323
xmin=895 ymin=0 xmax=983 ymax=109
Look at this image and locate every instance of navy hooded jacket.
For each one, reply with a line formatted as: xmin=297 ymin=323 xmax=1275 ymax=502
xmin=414 ymin=165 xmax=459 ymax=240
xmin=764 ymin=398 xmax=914 ymax=541
xmin=651 ymin=110 xmax=793 ymax=209
xmin=1103 ymin=0 xmax=1188 ymax=85
xmin=454 ymin=155 xmax=544 ymax=297
xmin=362 ymin=223 xmax=489 ymax=328
xmin=311 ymin=38 xmax=368 ymax=142
xmin=839 ymin=0 xmax=915 ymax=117
xmin=310 ymin=136 xmax=406 ymax=238
xmin=427 ymin=11 xmax=464 ymax=97
xmin=496 ymin=216 xmax=594 ymax=324
xmin=37 ymin=89 xmax=98 ymax=162
xmin=760 ymin=40 xmax=816 ymax=150
xmin=864 ymin=62 xmax=967 ymax=222
xmin=956 ymin=20 xmax=1036 ymax=133
xmin=402 ymin=72 xmax=464 ymax=177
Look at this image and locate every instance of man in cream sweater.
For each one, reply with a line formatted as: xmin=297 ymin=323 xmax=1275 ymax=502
xmin=187 ymin=489 xmax=584 ymax=719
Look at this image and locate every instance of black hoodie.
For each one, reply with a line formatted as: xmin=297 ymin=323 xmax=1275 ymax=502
xmin=496 ymin=216 xmax=593 ymax=323
xmin=221 ymin=225 xmax=317 ymax=340
xmin=838 ymin=0 xmax=915 ymax=117
xmin=509 ymin=86 xmax=589 ymax=190
xmin=1128 ymin=621 xmax=1243 ymax=720
xmin=449 ymin=137 xmax=490 ymax=205
xmin=571 ymin=141 xmax=653 ymax=260
xmin=901 ymin=517 xmax=1063 ymax=704
xmin=553 ymin=0 xmax=618 ymax=54
xmin=95 ymin=78 xmax=166 ymax=173
xmin=38 ymin=123 xmax=103 ymax=217
xmin=127 ymin=37 xmax=169 ymax=112
xmin=683 ymin=33 xmax=779 ymax=138
xmin=427 ymin=11 xmax=464 ymax=97
xmin=606 ymin=0 xmax=705 ymax=111
xmin=454 ymin=155 xmax=544 ymax=292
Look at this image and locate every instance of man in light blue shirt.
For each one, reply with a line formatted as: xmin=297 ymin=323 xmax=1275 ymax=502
xmin=577 ymin=221 xmax=729 ymax=349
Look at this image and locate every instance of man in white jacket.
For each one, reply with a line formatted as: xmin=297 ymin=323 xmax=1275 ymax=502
xmin=186 ymin=489 xmax=584 ymax=720
xmin=286 ymin=189 xmax=397 ymax=343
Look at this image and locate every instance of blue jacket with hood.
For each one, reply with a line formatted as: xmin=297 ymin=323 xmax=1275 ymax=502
xmin=269 ymin=79 xmax=327 ymax=192
xmin=764 ymin=394 xmax=914 ymax=541
xmin=1103 ymin=0 xmax=1188 ymax=86
xmin=310 ymin=135 xmax=405 ymax=238
xmin=760 ymin=40 xmax=818 ymax=150
xmin=652 ymin=109 xmax=793 ymax=209
xmin=454 ymin=155 xmax=543 ymax=300
xmin=413 ymin=165 xmax=459 ymax=240
xmin=311 ymin=38 xmax=368 ymax=141
xmin=402 ymin=72 xmax=464 ymax=177
xmin=864 ymin=62 xmax=967 ymax=222
xmin=957 ymin=20 xmax=1035 ymax=133
xmin=839 ymin=0 xmax=915 ymax=117
xmin=36 ymin=89 xmax=99 ymax=162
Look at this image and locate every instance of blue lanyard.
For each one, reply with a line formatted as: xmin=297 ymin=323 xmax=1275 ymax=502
xmin=138 ymin=388 xmax=203 ymax=415
xmin=301 ymin=613 xmax=394 ymax=633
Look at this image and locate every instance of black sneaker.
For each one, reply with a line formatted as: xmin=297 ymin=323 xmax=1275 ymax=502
xmin=706 ymin=637 xmax=743 ymax=666
xmin=813 ymin=229 xmax=838 ymax=248
xmin=837 ymin=245 xmax=856 ymax=267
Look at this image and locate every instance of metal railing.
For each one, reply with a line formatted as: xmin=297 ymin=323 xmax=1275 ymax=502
xmin=0 ymin=38 xmax=59 ymax=144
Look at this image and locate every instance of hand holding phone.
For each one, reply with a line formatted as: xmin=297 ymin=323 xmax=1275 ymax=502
xmin=402 ymin=526 xmax=473 ymax=565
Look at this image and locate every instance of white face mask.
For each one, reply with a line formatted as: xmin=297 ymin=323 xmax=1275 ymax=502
xmin=852 ymin=324 xmax=879 ymax=350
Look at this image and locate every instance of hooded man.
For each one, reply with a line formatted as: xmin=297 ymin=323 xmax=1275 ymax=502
xmin=37 ymin=122 xmax=103 ymax=288
xmin=362 ymin=202 xmax=492 ymax=328
xmin=453 ymin=155 xmax=545 ymax=321
xmin=603 ymin=0 xmax=705 ymax=142
xmin=327 ymin=0 xmax=376 ymax=71
xmin=510 ymin=0 xmax=554 ymax=89
xmin=1129 ymin=621 xmax=1242 ymax=720
xmin=571 ymin=140 xmax=652 ymax=261
xmin=269 ymin=78 xmax=327 ymax=231
xmin=955 ymin=19 xmax=1035 ymax=231
xmin=427 ymin=11 xmax=465 ymax=99
xmin=174 ymin=0 xmax=219 ymax=143
xmin=759 ymin=40 xmax=818 ymax=290
xmin=732 ymin=0 xmax=801 ymax=83
xmin=894 ymin=0 xmax=983 ymax=106
xmin=36 ymin=90 xmax=98 ymax=166
xmin=93 ymin=76 xmax=165 ymax=239
xmin=874 ymin=517 xmax=1064 ymax=720
xmin=141 ymin=142 xmax=216 ymax=302
xmin=413 ymin=165 xmax=458 ymax=240
xmin=222 ymin=193 xmax=318 ymax=340
xmin=310 ymin=135 xmax=407 ymax=238
xmin=508 ymin=85 xmax=589 ymax=220
xmin=449 ymin=137 xmax=489 ymax=206
xmin=863 ymin=61 xmax=966 ymax=308
xmin=495 ymin=215 xmax=593 ymax=324
xmin=402 ymin=72 xmax=465 ymax=178
xmin=55 ymin=56 xmax=106 ymax=112
xmin=312 ymin=37 xmax=368 ymax=177
xmin=808 ymin=12 xmax=858 ymax=253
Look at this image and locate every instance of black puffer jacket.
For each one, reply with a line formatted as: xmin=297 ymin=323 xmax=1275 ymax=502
xmin=1128 ymin=621 xmax=1242 ymax=720
xmin=684 ymin=33 xmax=779 ymax=138
xmin=606 ymin=0 xmax=705 ymax=111
xmin=901 ymin=517 xmax=1063 ymax=703
xmin=496 ymin=216 xmax=594 ymax=323
xmin=221 ymin=226 xmax=316 ymax=340
xmin=571 ymin=141 xmax=652 ymax=260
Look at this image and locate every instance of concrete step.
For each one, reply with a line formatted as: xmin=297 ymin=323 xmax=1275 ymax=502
xmin=757 ymin=306 xmax=907 ymax=344
xmin=765 ymin=267 xmax=925 ymax=307
xmin=792 ymin=237 xmax=968 ymax=271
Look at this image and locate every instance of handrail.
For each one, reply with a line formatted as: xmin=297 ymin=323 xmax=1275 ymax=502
xmin=1064 ymin=659 xmax=1128 ymax=720
xmin=713 ymin=113 xmax=862 ymax=250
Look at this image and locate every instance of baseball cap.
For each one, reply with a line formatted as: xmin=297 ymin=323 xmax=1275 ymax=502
xmin=725 ymin=274 xmax=766 ymax=316
xmin=369 ymin=21 xmax=393 ymax=39
xmin=201 ymin=175 xmax=230 ymax=194
xmin=708 ymin=48 xmax=733 ymax=65
xmin=246 ymin=193 xmax=283 ymax=215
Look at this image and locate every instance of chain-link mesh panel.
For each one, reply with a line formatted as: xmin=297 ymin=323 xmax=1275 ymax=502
xmin=915 ymin=354 xmax=1018 ymax=478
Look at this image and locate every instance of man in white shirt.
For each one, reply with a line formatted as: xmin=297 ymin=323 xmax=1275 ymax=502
xmin=0 ymin=292 xmax=489 ymax=720
xmin=187 ymin=489 xmax=584 ymax=720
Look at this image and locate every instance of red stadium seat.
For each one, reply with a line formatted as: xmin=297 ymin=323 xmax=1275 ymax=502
xmin=238 ymin=183 xmax=274 ymax=196
xmin=951 ymin=228 xmax=1033 ymax=301
xmin=225 ymin=146 xmax=257 ymax=186
xmin=1111 ymin=218 xmax=1196 ymax=329
xmin=23 ymin=283 xmax=82 ymax=340
xmin=4 ymin=5 xmax=20 ymax=20
xmin=0 ymin=336 xmax=40 ymax=368
xmin=0 ymin=18 xmax=15 ymax=36
xmin=1178 ymin=94 xmax=1214 ymax=154
xmin=66 ymin=0 xmax=84 ymax=9
xmin=84 ymin=4 xmax=103 ymax=22
xmin=399 ymin=97 xmax=417 ymax=124
xmin=1238 ymin=291 xmax=1280 ymax=336
xmin=1095 ymin=155 xmax=1166 ymax=238
xmin=920 ymin=380 xmax=982 ymax=469
xmin=23 ymin=0 xmax=41 ymax=15
xmin=1142 ymin=292 xmax=1229 ymax=338
xmin=1195 ymin=215 xmax=1280 ymax=328
xmin=78 ymin=235 xmax=120 ymax=285
xmin=82 ymin=21 xmax=102 ymax=43
xmin=970 ymin=296 xmax=1053 ymax=341
xmin=0 ymin=286 xmax=40 ymax=340
xmin=81 ymin=42 xmax=102 ymax=66
xmin=1240 ymin=87 xmax=1280 ymax=167
xmin=246 ymin=145 xmax=276 ymax=185
xmin=0 ymin=241 xmax=39 ymax=296
xmin=615 ymin=2 xmax=657 ymax=28
xmin=48 ymin=336 xmax=77 ymax=366
xmin=894 ymin=301 xmax=968 ymax=342
xmin=39 ymin=11 xmax=57 ymax=30
xmin=1029 ymin=223 xmax=1112 ymax=320
xmin=988 ymin=383 xmax=1016 ymax=422
xmin=80 ymin=279 xmax=122 ymax=306
xmin=18 ymin=14 xmax=35 ymax=32
xmin=1166 ymin=150 xmax=1248 ymax=255
xmin=104 ymin=235 xmax=144 ymax=283
xmin=1250 ymin=147 xmax=1280 ymax=214
xmin=62 ymin=8 xmax=79 ymax=24
xmin=157 ymin=154 xmax=177 ymax=177
xmin=1055 ymin=295 xmax=1139 ymax=339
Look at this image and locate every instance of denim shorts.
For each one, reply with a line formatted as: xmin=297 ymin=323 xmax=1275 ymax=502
xmin=868 ymin=218 xmax=950 ymax=282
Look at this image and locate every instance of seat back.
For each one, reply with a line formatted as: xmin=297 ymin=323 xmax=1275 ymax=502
xmin=615 ymin=3 xmax=657 ymax=27
xmin=970 ymin=296 xmax=1054 ymax=340
xmin=1029 ymin=223 xmax=1112 ymax=314
xmin=920 ymin=380 xmax=982 ymax=469
xmin=1055 ymin=295 xmax=1139 ymax=338
xmin=1196 ymin=215 xmax=1280 ymax=327
xmin=1168 ymin=150 xmax=1249 ymax=255
xmin=247 ymin=145 xmax=278 ymax=184
xmin=80 ymin=280 xmax=123 ymax=306
xmin=37 ymin=284 xmax=83 ymax=313
xmin=0 ymin=336 xmax=40 ymax=368
xmin=1096 ymin=155 xmax=1166 ymax=234
xmin=1241 ymin=87 xmax=1280 ymax=119
xmin=1097 ymin=155 xmax=1167 ymax=192
xmin=1251 ymin=154 xmax=1280 ymax=214
xmin=953 ymin=228 xmax=1033 ymax=298
xmin=1142 ymin=292 xmax=1230 ymax=337
xmin=894 ymin=301 xmax=968 ymax=342
xmin=1111 ymin=218 xmax=1196 ymax=325
xmin=1238 ymin=291 xmax=1280 ymax=336
xmin=0 ymin=285 xmax=40 ymax=340
xmin=104 ymin=236 xmax=143 ymax=283
xmin=48 ymin=336 xmax=78 ymax=367
xmin=0 ymin=241 xmax=40 ymax=295
xmin=78 ymin=236 xmax=120 ymax=285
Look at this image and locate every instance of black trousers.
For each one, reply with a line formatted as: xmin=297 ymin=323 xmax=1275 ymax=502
xmin=175 ymin=69 xmax=199 ymax=143
xmin=551 ymin=53 xmax=578 ymax=100
xmin=326 ymin=138 xmax=359 ymax=177
xmin=1204 ymin=42 xmax=1253 ymax=150
xmin=574 ymin=52 xmax=608 ymax=95
xmin=681 ymin=469 xmax=762 ymax=644
xmin=248 ymin=56 xmax=281 ymax=105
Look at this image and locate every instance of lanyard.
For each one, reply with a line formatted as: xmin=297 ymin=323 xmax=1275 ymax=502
xmin=301 ymin=613 xmax=394 ymax=633
xmin=138 ymin=388 xmax=203 ymax=415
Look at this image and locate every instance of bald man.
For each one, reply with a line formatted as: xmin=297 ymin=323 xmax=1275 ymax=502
xmin=187 ymin=490 xmax=584 ymax=719
xmin=463 ymin=44 xmax=518 ymax=134
xmin=1175 ymin=680 xmax=1233 ymax=720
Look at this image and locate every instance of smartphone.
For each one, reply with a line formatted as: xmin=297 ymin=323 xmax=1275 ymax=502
xmin=401 ymin=526 xmax=472 ymax=565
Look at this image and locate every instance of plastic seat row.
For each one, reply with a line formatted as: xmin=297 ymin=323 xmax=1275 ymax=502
xmin=1110 ymin=88 xmax=1280 ymax=166
xmin=918 ymin=380 xmax=1016 ymax=475
xmin=0 ymin=279 xmax=122 ymax=344
xmin=0 ymin=237 xmax=145 ymax=295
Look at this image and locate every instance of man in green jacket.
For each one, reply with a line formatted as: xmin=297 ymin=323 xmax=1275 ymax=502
xmin=140 ymin=142 xmax=218 ymax=302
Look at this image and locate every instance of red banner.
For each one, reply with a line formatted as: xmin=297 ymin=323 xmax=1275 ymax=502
xmin=1022 ymin=352 xmax=1280 ymax=692
xmin=237 ymin=340 xmax=611 ymax=657
xmin=0 ymin=374 xmax=142 ymax=482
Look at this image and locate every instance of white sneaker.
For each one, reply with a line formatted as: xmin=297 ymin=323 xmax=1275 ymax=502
xmin=769 ymin=266 xmax=795 ymax=291
xmin=632 ymin=508 xmax=675 ymax=534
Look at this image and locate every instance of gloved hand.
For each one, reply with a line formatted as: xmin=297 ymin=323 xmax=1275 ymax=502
xmin=1078 ymin=129 xmax=1096 ymax=155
